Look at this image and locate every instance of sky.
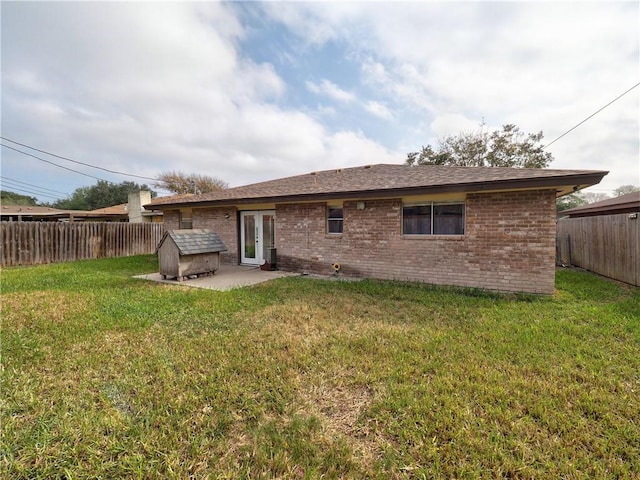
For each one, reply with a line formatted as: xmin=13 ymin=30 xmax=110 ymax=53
xmin=1 ymin=1 xmax=638 ymax=204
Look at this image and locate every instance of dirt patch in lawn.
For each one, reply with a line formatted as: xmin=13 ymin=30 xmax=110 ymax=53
xmin=300 ymin=380 xmax=372 ymax=436
xmin=297 ymin=378 xmax=382 ymax=469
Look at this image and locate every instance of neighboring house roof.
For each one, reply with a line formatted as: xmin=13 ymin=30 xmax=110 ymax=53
xmin=59 ymin=204 xmax=130 ymax=221
xmin=1 ymin=202 xmax=161 ymax=222
xmin=89 ymin=204 xmax=128 ymax=215
xmin=561 ymin=191 xmax=640 ymax=217
xmin=157 ymin=229 xmax=228 ymax=255
xmin=147 ymin=164 xmax=608 ymax=209
xmin=0 ymin=205 xmax=83 ymax=220
xmin=0 ymin=204 xmax=130 ymax=222
xmin=1 ymin=191 xmax=165 ymax=222
xmin=71 ymin=192 xmax=163 ymax=221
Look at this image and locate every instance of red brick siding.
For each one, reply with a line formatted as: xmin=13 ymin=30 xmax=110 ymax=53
xmin=193 ymin=207 xmax=238 ymax=263
xmin=162 ymin=208 xmax=238 ymax=263
xmin=276 ymin=203 xmax=328 ymax=272
xmin=177 ymin=189 xmax=557 ymax=294
xmin=163 ymin=210 xmax=180 ymax=231
xmin=275 ymin=190 xmax=557 ymax=294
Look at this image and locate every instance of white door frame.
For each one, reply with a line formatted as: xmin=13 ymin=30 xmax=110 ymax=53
xmin=240 ymin=211 xmax=275 ymax=265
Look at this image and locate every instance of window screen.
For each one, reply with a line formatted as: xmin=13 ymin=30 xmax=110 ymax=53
xmin=402 ymin=203 xmax=464 ymax=235
xmin=327 ymin=207 xmax=343 ymax=234
xmin=180 ymin=211 xmax=193 ymax=229
xmin=433 ymin=204 xmax=464 ymax=235
xmin=402 ymin=205 xmax=431 ymax=234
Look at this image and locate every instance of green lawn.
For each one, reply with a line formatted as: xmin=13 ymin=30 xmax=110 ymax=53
xmin=1 ymin=255 xmax=639 ymax=479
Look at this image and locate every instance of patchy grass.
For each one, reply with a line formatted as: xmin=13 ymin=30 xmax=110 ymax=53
xmin=1 ymin=256 xmax=639 ymax=479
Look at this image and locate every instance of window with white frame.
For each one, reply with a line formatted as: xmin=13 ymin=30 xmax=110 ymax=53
xmin=327 ymin=206 xmax=343 ymax=234
xmin=402 ymin=202 xmax=464 ymax=235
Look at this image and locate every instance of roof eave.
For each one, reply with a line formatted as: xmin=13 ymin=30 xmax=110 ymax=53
xmin=148 ymin=171 xmax=608 ymax=210
xmin=564 ymin=201 xmax=640 ymax=216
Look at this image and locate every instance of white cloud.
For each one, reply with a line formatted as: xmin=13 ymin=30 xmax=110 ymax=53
xmin=2 ymin=1 xmax=406 ymax=196
xmin=262 ymin=1 xmax=639 ymax=193
xmin=364 ymin=101 xmax=393 ymax=120
xmin=306 ymin=79 xmax=356 ymax=103
xmin=430 ymin=114 xmax=482 ymax=138
xmin=1 ymin=1 xmax=637 ymax=201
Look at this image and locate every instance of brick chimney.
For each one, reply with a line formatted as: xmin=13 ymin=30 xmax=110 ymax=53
xmin=128 ymin=191 xmax=152 ymax=223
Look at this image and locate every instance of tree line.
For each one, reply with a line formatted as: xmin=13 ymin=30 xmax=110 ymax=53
xmin=1 ymin=171 xmax=227 ymax=211
xmin=3 ymin=125 xmax=636 ymax=212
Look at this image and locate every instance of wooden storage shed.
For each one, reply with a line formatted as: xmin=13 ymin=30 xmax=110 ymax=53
xmin=157 ymin=229 xmax=227 ymax=281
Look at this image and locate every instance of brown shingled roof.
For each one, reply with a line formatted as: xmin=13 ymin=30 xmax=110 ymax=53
xmin=89 ymin=204 xmax=128 ymax=215
xmin=1 ymin=205 xmax=72 ymax=216
xmin=148 ymin=163 xmax=608 ymax=209
xmin=562 ymin=191 xmax=640 ymax=217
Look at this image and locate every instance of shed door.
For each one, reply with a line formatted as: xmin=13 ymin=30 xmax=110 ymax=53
xmin=240 ymin=211 xmax=275 ymax=265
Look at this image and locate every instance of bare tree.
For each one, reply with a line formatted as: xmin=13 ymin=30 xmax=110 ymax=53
xmin=154 ymin=171 xmax=228 ymax=195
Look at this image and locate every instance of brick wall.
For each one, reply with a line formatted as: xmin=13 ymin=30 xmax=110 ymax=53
xmin=275 ymin=190 xmax=557 ymax=294
xmin=163 ymin=208 xmax=238 ymax=263
xmin=178 ymin=189 xmax=557 ymax=294
xmin=163 ymin=210 xmax=180 ymax=230
xmin=193 ymin=207 xmax=238 ymax=263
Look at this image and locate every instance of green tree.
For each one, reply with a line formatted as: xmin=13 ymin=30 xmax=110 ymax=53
xmin=406 ymin=124 xmax=553 ymax=168
xmin=613 ymin=184 xmax=640 ymax=197
xmin=0 ymin=190 xmax=38 ymax=206
xmin=557 ymin=191 xmax=613 ymax=213
xmin=581 ymin=191 xmax=611 ymax=204
xmin=54 ymin=186 xmax=91 ymax=210
xmin=557 ymin=193 xmax=588 ymax=212
xmin=53 ymin=181 xmax=155 ymax=210
xmin=154 ymin=171 xmax=228 ymax=195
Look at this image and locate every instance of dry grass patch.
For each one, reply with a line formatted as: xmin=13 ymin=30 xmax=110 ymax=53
xmin=304 ymin=382 xmax=372 ymax=436
xmin=254 ymin=299 xmax=409 ymax=344
xmin=249 ymin=299 xmax=406 ymax=472
xmin=2 ymin=290 xmax=93 ymax=330
xmin=256 ymin=301 xmax=333 ymax=344
xmin=296 ymin=378 xmax=382 ymax=469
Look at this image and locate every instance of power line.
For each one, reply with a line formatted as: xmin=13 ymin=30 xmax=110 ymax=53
xmin=0 ymin=136 xmax=158 ymax=181
xmin=544 ymin=82 xmax=640 ymax=149
xmin=0 ymin=175 xmax=69 ymax=196
xmin=0 ymin=180 xmax=67 ymax=201
xmin=1 ymin=143 xmax=108 ymax=181
xmin=0 ymin=183 xmax=62 ymax=200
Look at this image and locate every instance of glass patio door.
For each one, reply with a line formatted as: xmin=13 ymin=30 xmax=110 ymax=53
xmin=240 ymin=211 xmax=275 ymax=265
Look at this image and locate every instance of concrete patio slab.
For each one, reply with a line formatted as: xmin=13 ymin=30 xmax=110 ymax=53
xmin=134 ymin=264 xmax=297 ymax=291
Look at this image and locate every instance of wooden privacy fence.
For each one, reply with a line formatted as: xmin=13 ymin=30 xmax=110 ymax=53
xmin=557 ymin=213 xmax=639 ymax=286
xmin=1 ymin=222 xmax=165 ymax=267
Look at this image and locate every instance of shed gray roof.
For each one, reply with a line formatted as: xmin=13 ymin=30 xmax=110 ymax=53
xmin=158 ymin=229 xmax=227 ymax=255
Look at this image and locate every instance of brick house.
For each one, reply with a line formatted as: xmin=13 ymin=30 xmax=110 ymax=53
xmin=148 ymin=164 xmax=607 ymax=294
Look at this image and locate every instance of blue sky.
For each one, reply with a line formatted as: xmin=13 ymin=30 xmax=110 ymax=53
xmin=1 ymin=1 xmax=638 ymax=204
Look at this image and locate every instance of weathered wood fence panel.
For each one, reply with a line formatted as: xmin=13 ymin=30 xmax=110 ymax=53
xmin=0 ymin=222 xmax=164 ymax=267
xmin=557 ymin=213 xmax=639 ymax=286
